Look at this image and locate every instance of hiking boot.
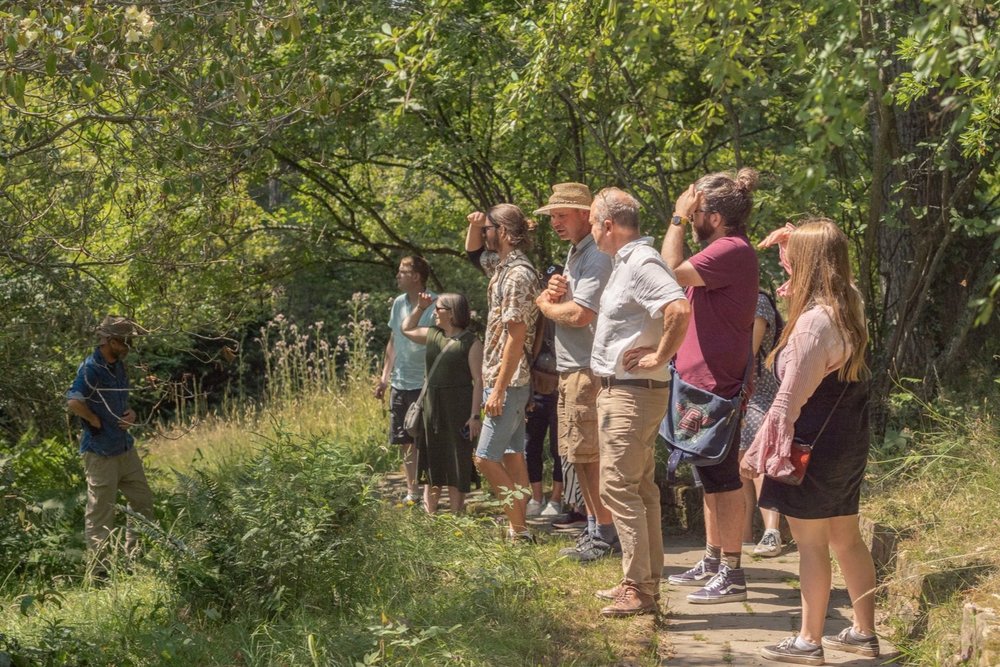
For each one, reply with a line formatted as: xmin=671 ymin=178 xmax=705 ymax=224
xmin=754 ymin=529 xmax=783 ymax=557
xmin=558 ymin=528 xmax=593 ymax=556
xmin=526 ymin=499 xmax=544 ymax=517
xmin=599 ymin=582 xmax=657 ymax=617
xmin=686 ymin=564 xmax=747 ymax=604
xmin=540 ymin=500 xmax=563 ymax=517
xmin=507 ymin=530 xmax=537 ymax=545
xmin=667 ymin=556 xmax=720 ymax=587
xmin=552 ymin=511 xmax=588 ymax=529
xmin=595 ymin=581 xmax=661 ymax=602
xmin=760 ymin=636 xmax=824 ymax=665
xmin=821 ymin=627 xmax=879 ymax=657
xmin=564 ymin=535 xmax=621 ymax=562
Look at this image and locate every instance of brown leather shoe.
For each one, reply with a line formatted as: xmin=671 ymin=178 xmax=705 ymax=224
xmin=595 ymin=581 xmax=661 ymax=602
xmin=599 ymin=582 xmax=658 ymax=617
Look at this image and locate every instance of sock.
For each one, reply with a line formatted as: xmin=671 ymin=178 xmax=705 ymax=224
xmin=587 ymin=514 xmax=597 ymax=536
xmin=705 ymin=544 xmax=721 ymax=561
xmin=722 ymin=550 xmax=742 ymax=570
xmin=794 ymin=636 xmax=820 ymax=650
xmin=850 ymin=627 xmax=875 ymax=640
xmin=596 ymin=523 xmax=617 ymax=543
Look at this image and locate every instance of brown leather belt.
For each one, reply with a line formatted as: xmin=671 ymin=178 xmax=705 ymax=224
xmin=600 ymin=376 xmax=669 ymax=389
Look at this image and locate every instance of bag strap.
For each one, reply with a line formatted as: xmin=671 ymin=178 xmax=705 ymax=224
xmin=810 ymin=383 xmax=849 ymax=447
xmin=415 ymin=336 xmax=460 ymax=406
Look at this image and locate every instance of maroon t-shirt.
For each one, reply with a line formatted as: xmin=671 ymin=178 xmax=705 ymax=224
xmin=674 ymin=235 xmax=759 ymax=398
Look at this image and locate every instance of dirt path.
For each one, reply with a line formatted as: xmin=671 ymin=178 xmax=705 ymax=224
xmin=661 ymin=536 xmax=899 ymax=665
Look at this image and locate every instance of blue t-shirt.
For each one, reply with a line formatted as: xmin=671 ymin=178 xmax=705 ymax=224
xmin=66 ymin=346 xmax=135 ymax=456
xmin=388 ymin=292 xmax=437 ymax=390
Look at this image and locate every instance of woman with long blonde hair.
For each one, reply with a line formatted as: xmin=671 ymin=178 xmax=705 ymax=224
xmin=742 ymin=219 xmax=880 ymax=664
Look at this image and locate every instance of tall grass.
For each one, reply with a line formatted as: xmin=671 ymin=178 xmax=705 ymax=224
xmin=865 ymin=380 xmax=1000 ymax=664
xmin=0 ymin=295 xmax=660 ymax=666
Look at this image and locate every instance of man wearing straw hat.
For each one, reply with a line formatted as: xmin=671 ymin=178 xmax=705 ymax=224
xmin=67 ymin=315 xmax=156 ymax=576
xmin=534 ymin=183 xmax=619 ymax=562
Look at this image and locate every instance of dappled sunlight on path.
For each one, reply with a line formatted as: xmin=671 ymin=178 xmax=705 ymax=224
xmin=661 ymin=538 xmax=899 ymax=665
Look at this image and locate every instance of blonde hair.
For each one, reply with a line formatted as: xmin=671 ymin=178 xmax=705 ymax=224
xmin=767 ymin=219 xmax=869 ymax=382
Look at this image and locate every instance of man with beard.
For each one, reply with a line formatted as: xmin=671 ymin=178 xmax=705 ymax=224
xmin=661 ymin=169 xmax=761 ymax=604
xmin=67 ymin=315 xmax=156 ymax=577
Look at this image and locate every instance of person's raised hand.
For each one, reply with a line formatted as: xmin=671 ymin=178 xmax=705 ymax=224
xmin=417 ymin=292 xmax=435 ymax=310
xmin=759 ymin=223 xmax=796 ymax=249
xmin=467 ymin=211 xmax=487 ymax=227
xmin=673 ymin=184 xmax=701 ymax=220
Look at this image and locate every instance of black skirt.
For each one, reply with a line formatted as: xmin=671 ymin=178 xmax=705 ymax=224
xmin=759 ymin=372 xmax=870 ymax=520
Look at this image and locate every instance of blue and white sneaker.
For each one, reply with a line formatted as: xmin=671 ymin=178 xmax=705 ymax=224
xmin=685 ymin=563 xmax=747 ymax=604
xmin=667 ymin=557 xmax=720 ymax=587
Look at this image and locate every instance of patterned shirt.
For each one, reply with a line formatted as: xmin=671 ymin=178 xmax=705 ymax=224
xmin=480 ymin=249 xmax=540 ymax=387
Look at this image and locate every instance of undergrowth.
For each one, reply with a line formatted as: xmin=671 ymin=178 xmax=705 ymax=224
xmin=0 ymin=417 xmax=631 ymax=666
xmin=865 ymin=378 xmax=1000 ymax=664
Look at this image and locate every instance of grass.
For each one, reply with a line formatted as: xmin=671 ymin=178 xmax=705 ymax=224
xmin=863 ymin=384 xmax=1000 ymax=664
xmin=0 ymin=381 xmax=665 ymax=666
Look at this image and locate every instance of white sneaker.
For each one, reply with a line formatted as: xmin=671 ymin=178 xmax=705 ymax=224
xmin=540 ymin=500 xmax=563 ymax=517
xmin=526 ymin=499 xmax=544 ymax=517
xmin=753 ymin=529 xmax=783 ymax=557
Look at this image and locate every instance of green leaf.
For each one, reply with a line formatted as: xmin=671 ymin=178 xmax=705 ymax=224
xmin=45 ymin=52 xmax=57 ymax=76
xmin=89 ymin=60 xmax=105 ymax=83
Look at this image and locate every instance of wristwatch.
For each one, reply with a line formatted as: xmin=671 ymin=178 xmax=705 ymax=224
xmin=671 ymin=215 xmax=689 ymax=226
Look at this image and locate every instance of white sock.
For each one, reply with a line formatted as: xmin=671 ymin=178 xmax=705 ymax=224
xmin=851 ymin=627 xmax=875 ymax=640
xmin=794 ymin=636 xmax=820 ymax=650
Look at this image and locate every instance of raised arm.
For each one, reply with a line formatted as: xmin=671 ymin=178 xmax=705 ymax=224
xmin=400 ymin=292 xmax=435 ymax=344
xmin=661 ymin=185 xmax=706 ymax=287
xmin=465 ymin=211 xmax=486 ymax=254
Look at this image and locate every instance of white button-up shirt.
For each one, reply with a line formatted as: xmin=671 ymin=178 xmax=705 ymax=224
xmin=591 ymin=237 xmax=687 ymax=381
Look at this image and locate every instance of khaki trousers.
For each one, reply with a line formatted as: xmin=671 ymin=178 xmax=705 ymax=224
xmin=597 ymin=385 xmax=669 ymax=597
xmin=82 ymin=447 xmax=156 ymax=558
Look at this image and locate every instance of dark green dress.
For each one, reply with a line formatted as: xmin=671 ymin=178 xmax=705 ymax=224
xmin=417 ymin=327 xmax=479 ymax=492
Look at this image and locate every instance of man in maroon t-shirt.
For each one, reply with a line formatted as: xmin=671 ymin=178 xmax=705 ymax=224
xmin=661 ymin=169 xmax=760 ymax=604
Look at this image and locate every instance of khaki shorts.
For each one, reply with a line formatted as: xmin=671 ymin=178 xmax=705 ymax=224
xmin=557 ymin=369 xmax=600 ymax=464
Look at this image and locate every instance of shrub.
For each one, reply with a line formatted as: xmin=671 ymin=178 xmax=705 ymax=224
xmin=154 ymin=429 xmax=380 ymax=617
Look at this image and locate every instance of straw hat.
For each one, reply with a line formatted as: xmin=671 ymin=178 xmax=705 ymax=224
xmin=95 ymin=315 xmax=149 ymax=341
xmin=533 ymin=182 xmax=593 ymax=215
